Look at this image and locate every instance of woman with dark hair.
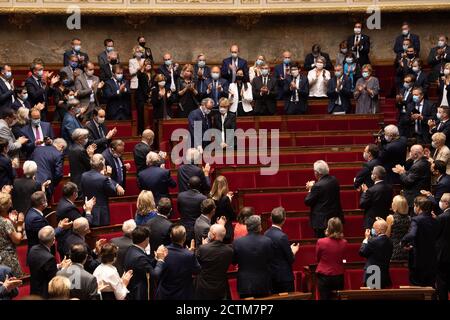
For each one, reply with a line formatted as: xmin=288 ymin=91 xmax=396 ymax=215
xmin=343 ymin=51 xmax=360 ymax=90
xmin=233 ymin=206 xmax=254 ymax=240
xmin=176 ymin=64 xmax=198 ymax=118
xmin=93 ymin=243 xmax=133 ymax=300
xmin=228 ymin=68 xmax=253 ymax=116
xmin=136 ymin=58 xmax=154 ymax=133
xmin=0 ymin=138 xmax=15 ymax=190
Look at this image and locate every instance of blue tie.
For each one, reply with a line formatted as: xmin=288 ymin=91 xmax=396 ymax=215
xmin=114 ymin=157 xmax=123 ymax=185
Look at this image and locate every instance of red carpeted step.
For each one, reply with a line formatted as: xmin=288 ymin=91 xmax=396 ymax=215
xmin=16 ymin=245 xmax=29 ymax=275
xmin=109 ymin=202 xmax=135 ymax=225
xmin=228 ymin=278 xmax=239 ymax=300
xmin=14 ymin=283 xmax=30 ymax=300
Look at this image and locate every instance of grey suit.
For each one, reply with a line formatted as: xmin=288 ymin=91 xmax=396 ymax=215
xmin=75 ymin=72 xmax=100 ymax=119
xmin=57 ymin=263 xmax=99 ymax=300
xmin=194 ymin=215 xmax=211 ymax=248
xmin=110 ymin=235 xmax=133 ymax=276
xmin=0 ymin=119 xmax=21 ymax=157
xmin=60 ymin=66 xmax=80 ymax=90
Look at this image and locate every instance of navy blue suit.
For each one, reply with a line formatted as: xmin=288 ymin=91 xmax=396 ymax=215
xmin=232 ymin=233 xmax=274 ymax=297
xmin=429 ymin=174 xmax=450 ymax=214
xmin=204 ymin=78 xmax=229 ymax=108
xmin=264 ymin=226 xmax=295 ymax=293
xmin=379 ymin=137 xmax=407 ymax=185
xmin=80 ymin=169 xmax=118 ymax=227
xmin=61 ymin=112 xmax=82 ymax=145
xmin=354 ymin=158 xmax=381 ymax=189
xmin=177 ymin=163 xmax=211 ymax=194
xmin=394 ymin=33 xmax=421 ymax=55
xmin=31 ymin=145 xmax=64 ymax=199
xmin=188 ymin=108 xmax=212 ymax=149
xmin=11 ymin=98 xmax=31 ymax=111
xmin=63 ymin=50 xmax=89 ymax=67
xmin=24 ymin=207 xmax=62 ymax=254
xmin=103 ymin=79 xmax=131 ymax=120
xmin=20 ymin=122 xmax=54 ymax=158
xmin=27 ymin=243 xmax=57 ymax=298
xmin=137 ymin=165 xmax=176 ymax=203
xmin=327 ymin=75 xmax=353 ymax=114
xmin=221 ymin=57 xmax=249 ymax=83
xmin=0 ymin=265 xmax=18 ymax=300
xmin=102 ymin=148 xmax=127 ymax=188
xmin=193 ymin=64 xmax=211 ymax=80
xmin=275 ymin=63 xmax=291 ymax=100
xmin=155 ymin=243 xmax=201 ymax=300
xmin=25 ymin=76 xmax=51 ymax=120
xmin=61 ymin=231 xmax=99 ymax=273
xmin=0 ymin=78 xmax=14 ymax=110
xmin=359 ymin=235 xmax=393 ymax=288
xmin=283 ymin=75 xmax=309 ymax=115
xmin=177 ymin=189 xmax=207 ymax=243
xmin=0 ymin=154 xmax=15 ymax=189
xmin=157 ymin=64 xmax=180 ymax=90
xmin=123 ymin=245 xmax=165 ymax=300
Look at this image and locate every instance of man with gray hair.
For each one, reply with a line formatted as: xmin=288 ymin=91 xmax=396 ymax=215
xmin=305 ymin=160 xmax=343 ymax=238
xmin=360 ymin=165 xmax=394 ymax=230
xmin=61 ymin=100 xmax=84 ymax=144
xmin=188 ymin=97 xmax=214 ymax=149
xmin=177 ymin=147 xmax=211 ymax=194
xmin=232 ymin=215 xmax=274 ymax=298
xmin=68 ymin=128 xmax=96 ymax=193
xmin=378 ymin=124 xmax=407 ymax=184
xmin=111 ymin=219 xmax=136 ymax=275
xmin=195 ymin=223 xmax=233 ymax=300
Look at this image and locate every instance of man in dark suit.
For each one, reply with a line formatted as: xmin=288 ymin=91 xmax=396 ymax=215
xmin=427 ymin=35 xmax=450 ymax=82
xmin=178 ymin=176 xmax=207 ymax=245
xmin=0 ymin=65 xmax=15 ymax=110
xmin=327 ymin=64 xmax=352 ymax=114
xmin=220 ymin=44 xmax=249 ymax=83
xmin=97 ymin=38 xmax=115 ymax=67
xmin=393 ymin=22 xmax=421 ymax=56
xmin=21 ymin=108 xmax=54 ymax=158
xmin=205 ymin=66 xmax=229 ymax=109
xmin=138 ymin=151 xmax=176 ymax=203
xmin=252 ymin=64 xmax=277 ymax=116
xmin=393 ymin=144 xmax=431 ymax=210
xmin=212 ymin=98 xmax=237 ymax=148
xmin=67 ymin=128 xmax=95 ymax=192
xmin=188 ymin=98 xmax=213 ymax=149
xmin=283 ymin=63 xmax=309 ymax=115
xmin=11 ymin=86 xmax=31 ymax=110
xmin=407 ymin=87 xmax=435 ymax=145
xmin=111 ymin=219 xmax=136 ymax=276
xmin=81 ymin=154 xmax=123 ymax=227
xmin=195 ymin=223 xmax=233 ymax=300
xmin=134 ymin=129 xmax=163 ymax=173
xmin=146 ymin=198 xmax=173 ymax=255
xmin=395 ymin=46 xmax=418 ymax=90
xmin=354 ymin=144 xmax=380 ymax=189
xmin=412 ymin=60 xmax=429 ymax=96
xmin=31 ymin=138 xmax=66 ymax=200
xmin=347 ymin=22 xmax=371 ymax=67
xmin=27 ymin=226 xmax=59 ymax=298
xmin=396 ymin=74 xmax=415 ymax=137
xmin=264 ymin=207 xmax=299 ymax=293
xmin=99 ymin=51 xmax=118 ymax=82
xmin=86 ymin=108 xmax=116 ymax=154
xmin=402 ymin=196 xmax=439 ymax=287
xmin=304 ymin=44 xmax=333 ymax=71
xmin=359 ymin=219 xmax=393 ymax=288
xmin=157 ymin=52 xmax=180 ymax=91
xmin=63 ymin=38 xmax=89 ymax=67
xmin=274 ymin=51 xmax=293 ymax=100
xmin=103 ymin=64 xmax=131 ymax=120
xmin=435 ymin=193 xmax=450 ymax=300
xmin=359 ymin=166 xmax=394 ymax=230
xmin=61 ymin=100 xmax=83 ymax=145
xmin=305 ymin=160 xmax=344 ymax=238
xmin=0 ymin=265 xmax=20 ymax=300
xmin=102 ymin=139 xmax=129 ymax=188
xmin=194 ymin=54 xmax=211 ymax=81
xmin=155 ymin=225 xmax=201 ymax=300
xmin=57 ymin=244 xmax=99 ymax=300
xmin=123 ymin=226 xmax=167 ymax=300
xmin=378 ymin=124 xmax=408 ymax=185
xmin=177 ymin=148 xmax=211 ymax=194
xmin=233 ymin=215 xmax=273 ymax=298
xmin=424 ymin=160 xmax=450 ymax=214
xmin=429 ymin=108 xmax=450 ymax=149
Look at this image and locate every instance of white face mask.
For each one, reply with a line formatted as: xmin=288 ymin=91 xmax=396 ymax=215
xmin=291 ymin=70 xmax=299 ymax=77
xmin=219 ymin=107 xmax=228 ymax=115
xmin=444 ymin=69 xmax=450 ymax=76
xmin=97 ymin=117 xmax=105 ymax=124
xmin=354 ymin=28 xmax=361 ymax=34
xmin=158 ymin=81 xmax=166 ymax=87
xmin=211 ymin=72 xmax=220 ymax=80
xmin=86 ymin=70 xmax=94 ymax=77
xmin=412 ymin=66 xmax=420 ymax=73
xmin=316 ymin=63 xmax=324 ymax=70
xmin=439 ymin=201 xmax=447 ymax=211
xmin=203 ymin=107 xmax=211 ymax=115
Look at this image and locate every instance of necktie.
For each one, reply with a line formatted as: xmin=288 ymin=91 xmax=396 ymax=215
xmin=35 ymin=126 xmax=41 ymax=140
xmin=98 ymin=124 xmax=105 ymax=138
xmin=213 ymin=81 xmax=218 ymax=104
xmin=355 ymin=36 xmax=360 ymax=58
xmin=415 ymin=104 xmax=422 ymax=134
xmin=114 ymin=157 xmax=123 ymax=184
xmin=263 ymin=77 xmax=267 ymax=86
xmin=438 ymin=122 xmax=443 ymax=131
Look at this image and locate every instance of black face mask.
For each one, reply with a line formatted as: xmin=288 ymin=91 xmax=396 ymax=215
xmin=407 ymin=54 xmax=415 ymax=59
xmin=139 ymin=42 xmax=146 ymax=47
xmin=236 ymin=75 xmax=244 ymax=81
xmin=110 ymin=59 xmax=118 ymax=65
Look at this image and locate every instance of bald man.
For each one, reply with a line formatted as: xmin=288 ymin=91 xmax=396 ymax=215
xmin=134 ymin=129 xmax=155 ymax=173
xmin=220 ymin=44 xmax=249 ymax=83
xmin=359 ymin=219 xmax=393 ymax=288
xmin=393 ymin=144 xmax=431 ymax=209
xmin=194 ymin=224 xmax=233 ymax=300
xmin=378 ymin=124 xmax=407 ymax=184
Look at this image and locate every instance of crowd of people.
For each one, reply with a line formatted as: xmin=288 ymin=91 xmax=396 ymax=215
xmin=0 ymin=21 xmax=450 ymax=301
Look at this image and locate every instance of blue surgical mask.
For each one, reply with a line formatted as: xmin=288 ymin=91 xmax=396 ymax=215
xmin=62 ymin=79 xmax=71 ymax=86
xmin=115 ymin=74 xmax=123 ymax=81
xmin=106 ymin=46 xmax=114 ymax=52
xmin=261 ymin=69 xmax=269 ymax=76
xmin=69 ymin=61 xmax=78 ymax=68
xmin=412 ymin=95 xmax=420 ymax=103
xmin=362 ymin=71 xmax=370 ymax=78
xmin=211 ymin=72 xmax=220 ymax=80
xmin=283 ymin=58 xmax=291 ymax=65
xmin=198 ymin=61 xmax=206 ymax=68
xmin=231 ymin=53 xmax=238 ymax=59
xmin=256 ymin=59 xmax=264 ymax=66
xmin=4 ymin=71 xmax=12 ymax=79
xmin=334 ymin=71 xmax=342 ymax=78
xmin=31 ymin=119 xmax=41 ymax=127
xmin=403 ymin=45 xmax=409 ymax=51
xmin=73 ymin=45 xmax=81 ymax=52
xmin=371 ymin=228 xmax=377 ymax=237
xmin=21 ymin=93 xmax=28 ymax=100
xmin=345 ymin=58 xmax=353 ymax=64
xmin=403 ymin=82 xmax=411 ymax=89
xmin=164 ymin=59 xmax=172 ymax=66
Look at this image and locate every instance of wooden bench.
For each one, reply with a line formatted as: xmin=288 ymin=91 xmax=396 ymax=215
xmin=335 ymin=287 xmax=435 ymax=300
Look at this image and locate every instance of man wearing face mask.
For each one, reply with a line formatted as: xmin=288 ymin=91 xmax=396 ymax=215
xmin=378 ymin=124 xmax=407 ymax=185
xmin=359 ymin=219 xmax=393 ymax=289
xmin=327 ymin=64 xmax=352 ymax=114
xmin=304 ymin=44 xmax=333 ymax=72
xmin=102 ymin=139 xmax=130 ymax=189
xmin=221 ymin=44 xmax=249 ymax=83
xmin=429 ymin=106 xmax=450 ymax=148
xmin=11 ymin=87 xmax=31 ymax=110
xmin=63 ymin=37 xmax=89 ymax=67
xmin=396 ymin=74 xmax=415 ymax=137
xmin=0 ymin=65 xmax=15 ymax=110
xmin=98 ymin=38 xmax=117 ymax=67
xmin=393 ymin=144 xmax=431 ymax=210
xmin=347 ymin=22 xmax=371 ymax=67
xmin=75 ymin=62 xmax=103 ymax=119
xmin=411 ymin=59 xmax=430 ymax=96
xmin=428 ymin=35 xmax=450 ymax=82
xmin=421 ymin=160 xmax=450 ymax=214
xmin=103 ymin=64 xmax=131 ymax=120
xmin=85 ymin=108 xmax=116 ymax=154
xmin=396 ymin=46 xmax=417 ymax=90
xmin=60 ymin=54 xmax=81 ymax=91
xmin=99 ymin=51 xmax=119 ymax=82
xmin=407 ymin=87 xmax=435 ymax=145
xmin=21 ymin=108 xmax=54 ymax=159
xmin=274 ymin=51 xmax=293 ymax=100
xmin=61 ymin=99 xmax=84 ymax=145
xmin=212 ymin=98 xmax=236 ymax=149
xmin=188 ymin=98 xmax=214 ymax=149
xmin=205 ymin=66 xmax=229 ymax=109
xmin=393 ymin=22 xmax=421 ymax=56
xmin=359 ymin=166 xmax=393 ymax=230
xmin=251 ymin=63 xmax=277 ymax=115
xmin=283 ymin=63 xmax=309 ymax=115
xmin=157 ymin=53 xmax=180 ymax=92
xmin=354 ymin=144 xmax=381 ymax=190
xmin=194 ymin=53 xmax=211 ymax=82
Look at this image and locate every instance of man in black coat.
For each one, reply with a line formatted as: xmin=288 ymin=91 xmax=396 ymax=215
xmin=283 ymin=63 xmax=309 ymax=115
xmin=326 ymin=64 xmax=352 ymax=114
xmin=402 ymin=196 xmax=439 ymax=287
xmin=427 ymin=35 xmax=450 ymax=81
xmin=212 ymin=100 xmax=237 ymax=148
xmin=360 ymin=166 xmax=394 ymax=230
xmin=102 ymin=139 xmax=129 ymax=188
xmin=85 ymin=108 xmax=116 ymax=154
xmin=359 ymin=219 xmax=393 ymax=288
xmin=111 ymin=219 xmax=136 ymax=276
xmin=354 ymin=144 xmax=381 ymax=189
xmin=233 ymin=215 xmax=273 ymax=298
xmin=0 ymin=65 xmax=15 ymax=110
xmin=423 ymin=160 xmax=450 ymax=214
xmin=347 ymin=22 xmax=371 ymax=66
xmin=304 ymin=160 xmax=343 ymax=238
xmin=378 ymin=124 xmax=407 ymax=185
xmin=407 ymin=87 xmax=436 ymax=145
xmin=146 ymin=198 xmax=173 ymax=257
xmin=67 ymin=128 xmax=95 ymax=193
xmin=303 ymin=44 xmax=333 ymax=71
xmin=264 ymin=207 xmax=299 ymax=293
xmin=195 ymin=223 xmax=233 ymax=300
xmin=27 ymin=226 xmax=59 ymax=298
xmin=436 ymin=193 xmax=450 ymax=300
xmin=123 ymin=227 xmax=167 ymax=300
xmin=0 ymin=265 xmax=20 ymax=300
xmin=429 ymin=106 xmax=450 ymax=148
xmin=396 ymin=74 xmax=415 ymax=138
xmin=177 ymin=147 xmax=211 ymax=194
xmin=188 ymin=99 xmax=213 ymax=149
xmin=102 ymin=65 xmax=131 ymax=120
xmin=393 ymin=144 xmax=431 ymax=210
xmin=133 ymin=129 xmax=163 ymax=173
xmin=393 ymin=22 xmax=421 ymax=56
xmin=251 ymin=64 xmax=277 ymax=116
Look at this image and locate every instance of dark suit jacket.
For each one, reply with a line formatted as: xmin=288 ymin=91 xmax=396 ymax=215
xmin=204 ymin=78 xmax=229 ymax=107
xmin=436 ymin=209 xmax=450 ymax=264
xmin=407 ymin=99 xmax=436 ymax=144
xmin=31 ymin=144 xmax=64 ymax=190
xmin=304 ymin=175 xmax=344 ymax=230
xmin=80 ymin=169 xmax=117 ymax=226
xmin=177 ymin=163 xmax=211 ymax=194
xmin=133 ymin=142 xmax=151 ymax=173
xmin=57 ymin=263 xmax=99 ymax=300
xmin=156 ymin=64 xmax=180 ymax=90
xmin=11 ymin=98 xmax=31 ymax=111
xmin=264 ymin=226 xmax=295 ymax=285
xmin=27 ymin=243 xmax=57 ymax=298
xmin=138 ymin=165 xmax=176 ymax=202
xmin=327 ymin=75 xmax=353 ymax=113
xmin=379 ymin=137 xmax=407 ymax=184
xmin=251 ymin=75 xmax=278 ymax=115
xmin=0 ymin=78 xmax=14 ymax=110
xmin=177 ymin=189 xmax=207 ymax=229
xmin=354 ymin=158 xmax=381 ymax=189
xmin=213 ymin=196 xmax=235 ymax=243
xmin=85 ymin=120 xmax=109 ymax=154
xmin=427 ymin=45 xmax=450 ymax=81
xmin=155 ymin=243 xmax=201 ymax=300
xmin=347 ymin=34 xmax=371 ymax=66
xmin=67 ymin=143 xmax=91 ymax=191
xmin=0 ymin=265 xmax=18 ymax=300
xmin=283 ymin=75 xmax=309 ymax=108
xmin=0 ymin=154 xmax=15 ymax=190
xmin=61 ymin=112 xmax=82 ymax=144
xmin=63 ymin=50 xmax=89 ymax=67
xmin=25 ymin=76 xmax=50 ymax=116
xmin=99 ymin=63 xmax=113 ymax=82
xmin=400 ymin=157 xmax=431 ymax=206
xmin=359 ymin=235 xmax=393 ymax=288
xmin=431 ymin=118 xmax=450 ymax=149
xmin=433 ymin=174 xmax=450 ymax=208
xmin=12 ymin=177 xmax=40 ymax=214
xmin=150 ymin=86 xmax=176 ymax=119
xmin=103 ymin=79 xmax=131 ymax=120
xmin=24 ymin=207 xmax=53 ymax=253
xmin=415 ymin=71 xmax=430 ymax=96
xmin=61 ymin=231 xmax=99 ymax=273
xmin=220 ymin=57 xmax=249 ymax=82
xmin=102 ymin=148 xmax=126 ymax=188
xmin=145 ymin=215 xmax=173 ymax=257
xmin=188 ymin=108 xmax=212 ymax=148
xmin=110 ymin=235 xmax=133 ymax=276
xmin=394 ymin=33 xmax=420 ymax=54
xmin=233 ymin=233 xmax=273 ymax=297
xmin=304 ymin=52 xmax=333 ymax=71
xmin=122 ymin=245 xmax=164 ymax=300
xmin=21 ymin=121 xmax=54 ymax=157
xmin=193 ymin=64 xmax=211 ymax=80
xmin=360 ymin=181 xmax=394 ymax=229
xmin=212 ymin=112 xmax=236 ymax=145
xmin=195 ymin=240 xmax=233 ymax=300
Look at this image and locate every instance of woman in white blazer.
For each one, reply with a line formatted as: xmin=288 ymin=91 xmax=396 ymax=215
xmin=128 ymin=45 xmax=145 ymax=90
xmin=228 ymin=68 xmax=253 ymax=116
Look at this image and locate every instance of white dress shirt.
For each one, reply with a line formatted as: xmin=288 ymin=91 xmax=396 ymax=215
xmin=93 ymin=263 xmax=129 ymax=300
xmin=307 ymin=68 xmax=330 ymax=97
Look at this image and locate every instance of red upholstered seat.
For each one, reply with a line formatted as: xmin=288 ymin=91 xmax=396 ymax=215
xmin=109 ymin=202 xmax=134 ymax=225
xmin=292 ymin=244 xmax=316 ymax=271
xmin=14 ymin=283 xmax=30 ymax=300
xmin=16 ymin=245 xmax=29 ymax=275
xmin=390 ymin=267 xmax=410 ymax=288
xmin=344 ymin=242 xmax=364 ymax=263
xmin=242 ymin=194 xmax=280 ymax=215
xmin=343 ymin=215 xmax=364 ymax=238
xmin=224 ymin=172 xmax=256 ymax=190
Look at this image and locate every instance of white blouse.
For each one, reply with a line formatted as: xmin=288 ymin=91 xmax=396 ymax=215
xmin=93 ymin=263 xmax=129 ymax=300
xmin=307 ymin=68 xmax=330 ymax=97
xmin=442 ymin=85 xmax=449 ymax=107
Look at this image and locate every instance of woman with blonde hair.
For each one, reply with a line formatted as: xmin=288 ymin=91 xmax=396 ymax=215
xmin=431 ymin=132 xmax=450 ymax=175
xmin=249 ymin=55 xmax=265 ymax=82
xmin=210 ymin=175 xmax=235 ymax=242
xmin=129 ymin=45 xmax=145 ymax=90
xmin=134 ymin=190 xmax=157 ymax=225
xmin=315 ymin=217 xmax=347 ymax=300
xmin=177 ymin=64 xmax=198 ymax=117
xmin=11 ymin=107 xmax=29 ymax=139
xmin=385 ymin=195 xmax=411 ymax=261
xmin=48 ymin=276 xmax=71 ymax=300
xmin=439 ymin=62 xmax=450 ymax=107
